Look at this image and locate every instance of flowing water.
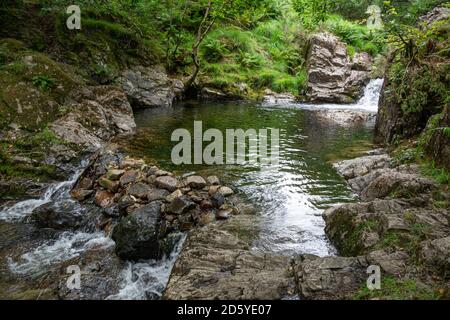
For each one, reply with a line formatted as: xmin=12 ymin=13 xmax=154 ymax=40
xmin=0 ymin=79 xmax=383 ymax=299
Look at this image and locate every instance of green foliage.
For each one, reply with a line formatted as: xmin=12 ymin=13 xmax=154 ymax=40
xmin=31 ymin=75 xmax=54 ymax=91
xmin=324 ymin=15 xmax=385 ymax=55
xmin=355 ymin=277 xmax=440 ymax=300
xmin=292 ymin=0 xmax=334 ymax=28
xmin=4 ymin=61 xmax=26 ymax=74
xmin=421 ymin=161 xmax=450 ymax=186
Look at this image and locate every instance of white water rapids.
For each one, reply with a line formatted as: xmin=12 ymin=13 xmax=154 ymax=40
xmin=0 ymin=161 xmax=88 ymax=222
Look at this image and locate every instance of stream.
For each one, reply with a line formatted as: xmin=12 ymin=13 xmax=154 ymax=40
xmin=0 ymin=79 xmax=383 ymax=299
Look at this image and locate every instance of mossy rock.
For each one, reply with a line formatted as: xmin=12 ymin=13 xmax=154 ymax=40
xmin=0 ymin=50 xmax=83 ymax=131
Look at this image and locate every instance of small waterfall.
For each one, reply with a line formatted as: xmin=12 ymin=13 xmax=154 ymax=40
xmin=107 ymin=234 xmax=187 ymax=300
xmin=355 ymin=78 xmax=384 ymax=112
xmin=8 ymin=231 xmax=114 ymax=278
xmin=0 ymin=161 xmax=88 ymax=222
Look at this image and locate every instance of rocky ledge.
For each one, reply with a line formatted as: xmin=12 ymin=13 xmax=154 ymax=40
xmin=325 ymin=151 xmax=449 ymax=299
xmin=163 ymin=213 xmax=373 ymax=300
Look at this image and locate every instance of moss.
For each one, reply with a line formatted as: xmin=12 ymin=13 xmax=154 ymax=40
xmin=354 ymin=277 xmax=441 ymax=300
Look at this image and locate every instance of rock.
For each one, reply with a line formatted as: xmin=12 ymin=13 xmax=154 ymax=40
xmin=185 ymin=176 xmax=207 ymax=189
xmin=209 ymin=185 xmax=220 ymax=195
xmin=119 ymin=170 xmax=138 ymax=186
xmin=211 ymin=192 xmax=225 ymax=208
xmin=306 ymin=32 xmax=372 ymax=103
xmin=263 ymin=90 xmax=296 ymax=105
xmin=167 ymin=196 xmax=195 ymax=215
xmin=352 ymin=52 xmax=373 ymax=72
xmin=50 ymin=86 xmax=136 ymax=152
xmin=235 ymin=203 xmax=256 ymax=215
xmin=111 ymin=202 xmax=162 ymax=261
xmin=31 ymin=202 xmax=85 ymax=230
xmin=360 ymin=171 xmax=436 ymax=201
xmin=200 ymin=199 xmax=213 ymax=210
xmin=106 ymin=169 xmax=125 ymax=181
xmin=195 ymin=211 xmax=215 ymax=226
xmin=218 ymin=186 xmax=234 ymax=197
xmin=78 ymin=177 xmax=93 ymax=190
xmin=216 ymin=209 xmax=232 ymax=220
xmin=128 ymin=182 xmax=151 ymax=199
xmin=314 ymin=109 xmax=376 ymax=127
xmin=102 ymin=207 xmax=121 ymax=218
xmin=94 ymin=190 xmax=114 ymax=208
xmin=419 ymin=7 xmax=450 ymax=27
xmin=207 ymin=176 xmax=220 ymax=186
xmin=155 ymin=176 xmax=178 ymax=192
xmin=117 ymin=65 xmax=183 ymax=108
xmin=148 ymin=189 xmax=170 ymax=202
xmin=419 ymin=237 xmax=450 ymax=276
xmin=166 ymin=189 xmax=183 ymax=203
xmin=155 ymin=170 xmax=171 ymax=177
xmin=294 ymin=255 xmax=368 ymax=300
xmin=57 ymin=246 xmax=122 ymax=300
xmin=117 ymin=195 xmax=135 ymax=212
xmin=120 ymin=158 xmax=145 ymax=170
xmin=98 ymin=177 xmax=119 ymax=193
xmin=423 ymin=106 xmax=450 ymax=169
xmin=71 ymin=189 xmax=93 ymax=201
xmin=324 ymin=197 xmax=449 ymax=256
xmin=366 ymin=250 xmax=410 ymax=276
xmin=333 ymin=154 xmax=390 ymax=180
xmin=163 ymin=217 xmax=294 ymax=300
xmin=199 ymin=87 xmax=228 ymax=101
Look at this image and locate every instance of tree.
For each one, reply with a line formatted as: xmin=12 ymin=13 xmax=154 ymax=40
xmin=183 ymin=0 xmax=265 ymax=91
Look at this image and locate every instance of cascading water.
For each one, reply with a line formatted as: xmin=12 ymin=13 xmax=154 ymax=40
xmin=1 ymin=158 xmax=186 ymax=300
xmin=0 ymin=160 xmax=88 ymax=222
xmin=355 ymin=78 xmax=384 ymax=112
xmin=298 ymin=78 xmax=384 ymax=112
xmin=8 ymin=232 xmax=114 ymax=278
xmin=107 ymin=234 xmax=187 ymax=300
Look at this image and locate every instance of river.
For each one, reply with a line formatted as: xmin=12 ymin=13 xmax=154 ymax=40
xmin=0 ymin=79 xmax=383 ymax=299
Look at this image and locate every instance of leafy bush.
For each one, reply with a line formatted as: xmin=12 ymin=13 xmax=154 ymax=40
xmin=324 ymin=15 xmax=385 ymax=55
xmin=203 ymin=38 xmax=230 ymax=63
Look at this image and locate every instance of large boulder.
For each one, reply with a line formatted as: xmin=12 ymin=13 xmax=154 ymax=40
xmin=111 ymin=202 xmax=163 ymax=261
xmin=306 ymin=33 xmax=372 ymax=103
xmin=117 ymin=65 xmax=184 ymax=108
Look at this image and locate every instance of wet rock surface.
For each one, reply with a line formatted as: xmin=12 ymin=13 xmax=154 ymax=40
xmin=163 ymin=215 xmax=296 ymax=300
xmin=112 ymin=202 xmax=162 ymax=261
xmin=314 ymin=109 xmax=376 ymax=127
